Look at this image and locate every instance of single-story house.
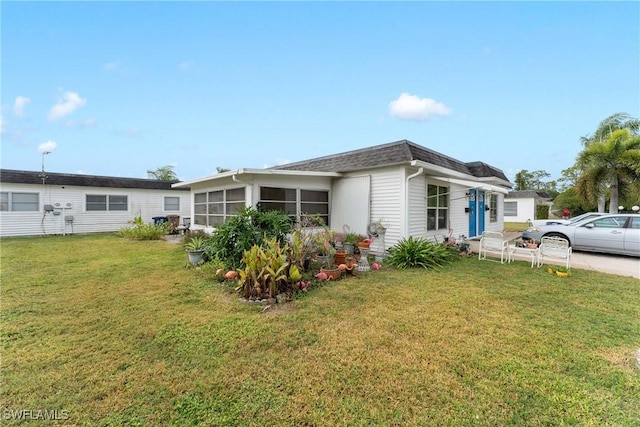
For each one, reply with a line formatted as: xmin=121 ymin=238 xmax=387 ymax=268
xmin=172 ymin=140 xmax=512 ymax=252
xmin=0 ymin=169 xmax=191 ymax=237
xmin=504 ymin=190 xmax=552 ymax=224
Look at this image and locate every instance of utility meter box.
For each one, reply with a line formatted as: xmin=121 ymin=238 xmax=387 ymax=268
xmin=44 ymin=204 xmax=54 ymax=212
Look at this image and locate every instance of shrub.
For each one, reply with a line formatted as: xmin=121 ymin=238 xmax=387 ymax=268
xmin=204 ymin=207 xmax=293 ymax=269
xmin=386 ymin=236 xmax=458 ymax=269
xmin=118 ymin=222 xmax=167 ymax=240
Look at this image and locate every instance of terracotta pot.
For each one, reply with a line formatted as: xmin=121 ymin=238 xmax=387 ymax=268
xmin=320 ymin=267 xmax=342 ymax=281
xmin=334 ymin=251 xmax=347 ymax=266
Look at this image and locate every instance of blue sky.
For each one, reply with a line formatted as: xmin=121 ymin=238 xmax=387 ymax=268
xmin=2 ymin=1 xmax=639 ymax=183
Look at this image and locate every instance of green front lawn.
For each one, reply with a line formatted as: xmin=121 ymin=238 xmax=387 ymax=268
xmin=1 ymin=234 xmax=639 ymax=426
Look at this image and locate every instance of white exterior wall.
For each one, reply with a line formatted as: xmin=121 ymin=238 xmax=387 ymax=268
xmin=406 ymin=176 xmax=505 ymax=242
xmin=0 ymin=182 xmax=190 ymax=237
xmin=504 ymin=197 xmax=535 ymax=223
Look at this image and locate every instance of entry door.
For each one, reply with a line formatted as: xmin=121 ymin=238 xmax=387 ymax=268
xmin=478 ymin=190 xmax=486 ymax=235
xmin=468 ymin=189 xmax=477 ymax=237
xmin=468 ymin=189 xmax=486 ymax=237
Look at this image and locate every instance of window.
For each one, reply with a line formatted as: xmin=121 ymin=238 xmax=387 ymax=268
xmin=259 ymin=186 xmax=329 ymax=225
xmin=489 ymin=194 xmax=498 ymax=223
xmin=504 ymin=201 xmax=518 ymax=217
xmin=86 ymin=195 xmax=128 ymax=211
xmin=194 ymin=187 xmax=245 ymax=226
xmin=426 ymin=184 xmax=448 ymax=231
xmin=164 ymin=196 xmax=180 ymax=211
xmin=588 ymin=216 xmax=627 ymax=229
xmin=0 ymin=192 xmax=39 ymax=212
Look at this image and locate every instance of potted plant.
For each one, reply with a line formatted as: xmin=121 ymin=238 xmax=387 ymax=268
xmin=343 ymin=232 xmax=359 ymax=255
xmin=555 ymin=266 xmax=571 ymax=277
xmin=185 ymin=236 xmax=207 ymax=265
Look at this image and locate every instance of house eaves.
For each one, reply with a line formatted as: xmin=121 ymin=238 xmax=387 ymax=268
xmin=0 ymin=169 xmax=188 ymax=191
xmin=172 ymin=168 xmax=342 ymax=189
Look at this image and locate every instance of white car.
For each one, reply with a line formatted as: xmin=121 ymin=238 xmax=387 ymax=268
xmin=529 ymin=212 xmax=604 ymax=227
xmin=523 ymin=213 xmax=640 ymax=257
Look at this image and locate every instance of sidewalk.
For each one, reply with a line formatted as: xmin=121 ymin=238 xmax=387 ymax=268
xmin=468 ymin=232 xmax=639 ymax=279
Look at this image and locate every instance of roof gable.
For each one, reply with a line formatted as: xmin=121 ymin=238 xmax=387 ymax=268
xmin=0 ymin=169 xmax=188 ymax=191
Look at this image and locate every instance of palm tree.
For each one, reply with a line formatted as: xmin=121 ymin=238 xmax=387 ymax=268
xmin=147 ymin=165 xmax=178 ymax=181
xmin=577 ymin=113 xmax=640 ymax=212
xmin=576 ymin=129 xmax=640 ymax=213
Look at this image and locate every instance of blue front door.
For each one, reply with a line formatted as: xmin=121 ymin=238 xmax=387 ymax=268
xmin=468 ymin=189 xmax=486 ymax=237
xmin=478 ymin=190 xmax=486 ymax=235
xmin=468 ymin=189 xmax=477 ymax=237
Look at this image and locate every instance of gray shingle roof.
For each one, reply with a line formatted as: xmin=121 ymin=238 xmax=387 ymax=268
xmin=272 ymin=139 xmax=509 ymax=182
xmin=0 ymin=169 xmax=189 ymax=191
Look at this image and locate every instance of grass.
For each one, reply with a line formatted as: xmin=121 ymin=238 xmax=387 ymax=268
xmin=1 ymin=234 xmax=639 ymax=426
xmin=503 ymin=222 xmax=531 ymax=232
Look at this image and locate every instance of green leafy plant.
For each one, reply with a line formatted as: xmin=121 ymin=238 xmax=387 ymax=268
xmin=118 ymin=222 xmax=167 ymax=240
xmin=185 ymin=236 xmax=207 ymax=252
xmin=238 ymin=238 xmax=292 ymax=299
xmin=205 ymin=207 xmax=293 ymax=269
xmin=386 ymin=236 xmax=458 ymax=269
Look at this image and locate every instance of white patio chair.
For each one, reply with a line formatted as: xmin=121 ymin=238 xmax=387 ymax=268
xmin=537 ymin=236 xmax=572 ymax=269
xmin=478 ymin=231 xmax=508 ymax=264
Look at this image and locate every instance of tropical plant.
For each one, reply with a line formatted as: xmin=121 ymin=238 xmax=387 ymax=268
xmin=147 ymin=165 xmax=178 ymax=181
xmin=204 ymin=207 xmax=292 ymax=269
xmin=576 ymin=128 xmax=640 ymax=213
xmin=577 ymin=113 xmax=640 ymax=212
xmin=237 ymin=238 xmax=291 ymax=299
xmin=184 ymin=236 xmax=207 ymax=252
xmin=386 ymin=236 xmax=458 ymax=270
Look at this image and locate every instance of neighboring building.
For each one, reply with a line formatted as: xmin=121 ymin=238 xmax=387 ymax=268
xmin=173 ymin=140 xmax=512 ymax=251
xmin=504 ymin=190 xmax=552 ymax=224
xmin=0 ymin=169 xmax=190 ymax=237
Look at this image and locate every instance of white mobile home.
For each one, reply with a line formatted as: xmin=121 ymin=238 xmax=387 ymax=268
xmin=0 ymin=169 xmax=191 ymax=237
xmin=173 ymin=140 xmax=512 ymax=251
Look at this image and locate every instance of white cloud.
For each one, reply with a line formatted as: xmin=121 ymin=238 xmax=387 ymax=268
xmin=0 ymin=114 xmax=5 ymax=133
xmin=389 ymin=93 xmax=452 ymax=121
xmin=38 ymin=140 xmax=57 ymax=154
xmin=47 ymin=91 xmax=87 ymax=121
xmin=14 ymin=96 xmax=31 ymax=117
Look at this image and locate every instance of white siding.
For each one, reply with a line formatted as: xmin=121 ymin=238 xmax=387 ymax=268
xmin=0 ymin=183 xmax=190 ymax=237
xmin=407 ymin=174 xmax=426 ymax=238
xmin=504 ymin=197 xmax=535 ymax=223
xmin=367 ymin=167 xmax=404 ymax=249
xmin=331 ymin=175 xmax=370 ymax=235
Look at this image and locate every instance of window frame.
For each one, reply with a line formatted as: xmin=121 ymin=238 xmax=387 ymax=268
xmin=164 ymin=196 xmax=180 ymax=211
xmin=85 ymin=194 xmax=129 ymax=212
xmin=0 ymin=191 xmax=40 ymax=212
xmin=193 ymin=187 xmax=246 ymax=227
xmin=489 ymin=194 xmax=498 ymax=223
xmin=426 ymin=184 xmax=449 ymax=232
xmin=504 ymin=201 xmax=518 ymax=217
xmin=259 ymin=186 xmax=330 ymax=226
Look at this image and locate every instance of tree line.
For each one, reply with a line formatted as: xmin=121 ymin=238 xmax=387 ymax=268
xmin=514 ymin=113 xmax=640 ymax=215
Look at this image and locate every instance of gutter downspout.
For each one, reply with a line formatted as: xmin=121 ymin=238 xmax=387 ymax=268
xmin=232 ymin=171 xmax=253 ymax=210
xmin=405 ymin=167 xmax=424 ymax=238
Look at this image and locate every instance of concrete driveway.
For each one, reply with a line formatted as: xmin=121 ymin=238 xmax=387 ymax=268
xmin=469 ymin=233 xmax=639 ymax=279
